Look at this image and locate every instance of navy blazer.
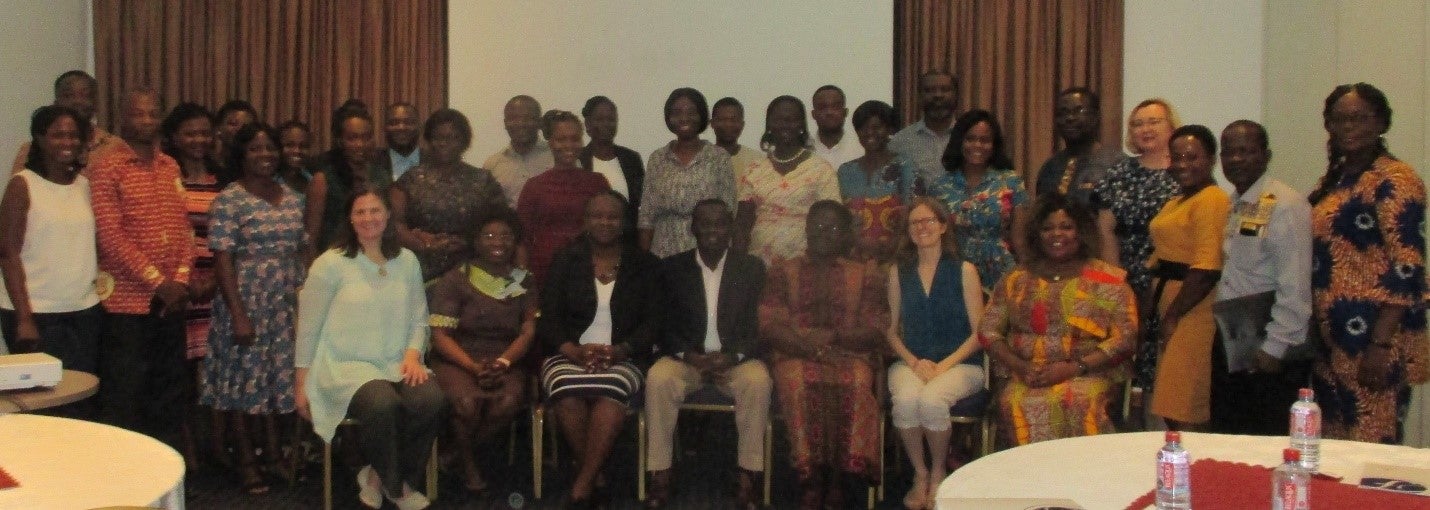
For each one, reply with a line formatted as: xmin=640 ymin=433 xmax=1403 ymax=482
xmin=655 ymin=249 xmax=766 ymax=360
xmin=536 ymin=239 xmax=661 ymax=364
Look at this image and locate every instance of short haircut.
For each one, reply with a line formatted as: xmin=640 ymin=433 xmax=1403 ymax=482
xmin=919 ymin=70 xmax=957 ymax=90
xmin=761 ymin=95 xmax=810 ymax=147
xmin=540 ymin=110 xmax=582 ymax=140
xmin=507 ymin=95 xmax=541 ymax=115
xmin=216 ymin=99 xmax=258 ymax=124
xmin=277 ymin=119 xmax=311 ymax=136
xmin=1222 ymin=119 xmax=1269 ymax=150
xmin=581 ymin=95 xmax=616 ymax=118
xmin=1023 ymin=194 xmax=1100 ymax=264
xmin=851 ymin=100 xmax=898 ymax=132
xmin=808 ymin=199 xmax=853 ymax=229
xmin=476 ymin=206 xmax=524 ymax=246
xmin=423 ymin=108 xmax=473 ymax=150
xmin=53 ymin=70 xmax=95 ymax=95
xmin=691 ymin=198 xmax=732 ymax=220
xmin=1169 ymin=124 xmax=1217 ymax=157
xmin=813 ymin=84 xmax=845 ymax=102
xmin=386 ymin=101 xmax=417 ymax=116
xmin=225 ymin=122 xmax=281 ymax=185
xmin=712 ymin=97 xmax=744 ymax=115
xmin=25 ymin=105 xmax=91 ymax=173
xmin=663 ymin=87 xmax=710 ymax=134
xmin=1057 ymin=86 xmax=1100 ymax=112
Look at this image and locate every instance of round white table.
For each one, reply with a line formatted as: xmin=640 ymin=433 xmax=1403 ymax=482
xmin=0 ymin=414 xmax=185 ymax=509
xmin=0 ymin=369 xmax=99 ymax=413
xmin=937 ymin=431 xmax=1430 ymax=509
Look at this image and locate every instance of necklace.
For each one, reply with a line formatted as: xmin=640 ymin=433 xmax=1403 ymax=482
xmin=770 ymin=147 xmax=807 ymax=165
xmin=596 ymin=263 xmax=620 ymax=282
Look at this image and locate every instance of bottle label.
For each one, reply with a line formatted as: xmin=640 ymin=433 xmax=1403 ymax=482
xmin=1291 ymin=408 xmax=1320 ymax=436
xmin=1159 ymin=458 xmax=1187 ymax=490
xmin=1277 ymin=478 xmax=1308 ymax=509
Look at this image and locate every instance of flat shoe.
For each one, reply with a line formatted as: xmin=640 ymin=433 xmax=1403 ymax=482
xmin=386 ymin=482 xmax=432 ymax=510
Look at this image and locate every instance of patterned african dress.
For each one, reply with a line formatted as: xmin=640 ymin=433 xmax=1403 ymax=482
xmin=182 ymin=171 xmax=222 ymax=360
xmin=760 ymin=256 xmax=889 ymax=481
xmin=932 ymin=168 xmax=1029 ymax=291
xmin=1092 ymin=158 xmax=1179 ymax=388
xmin=738 ymin=156 xmax=841 ymax=266
xmin=978 ymin=260 xmax=1137 ymax=445
xmin=200 ymin=183 xmax=306 ymax=413
xmin=837 ymin=155 xmax=920 ymax=263
xmin=1148 ymin=185 xmax=1231 ymax=424
xmin=1310 ymin=156 xmax=1428 ymax=444
xmin=394 ymin=163 xmax=507 ymax=281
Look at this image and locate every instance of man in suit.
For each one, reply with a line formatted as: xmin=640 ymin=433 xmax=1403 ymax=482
xmin=644 ymin=199 xmax=770 ymax=510
xmin=378 ymin=101 xmax=422 ymax=180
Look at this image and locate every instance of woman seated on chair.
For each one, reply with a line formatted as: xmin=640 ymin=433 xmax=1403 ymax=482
xmin=886 ymin=197 xmax=984 ymax=510
xmin=760 ymin=199 xmax=889 ymax=510
xmin=979 ymin=194 xmax=1137 ymax=446
xmin=428 ymin=207 xmax=536 ymax=495
xmin=296 ymin=185 xmax=446 ymax=510
xmin=537 ymin=190 xmax=660 ymax=507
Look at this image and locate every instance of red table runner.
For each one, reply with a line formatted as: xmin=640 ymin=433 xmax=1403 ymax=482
xmin=1124 ymin=459 xmax=1426 ymax=509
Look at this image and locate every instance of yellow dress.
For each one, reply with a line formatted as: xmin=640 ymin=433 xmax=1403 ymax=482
xmin=1147 ymin=185 xmax=1231 ymax=424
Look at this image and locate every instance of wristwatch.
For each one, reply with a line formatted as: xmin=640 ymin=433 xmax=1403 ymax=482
xmin=1074 ymin=359 xmax=1089 ymax=376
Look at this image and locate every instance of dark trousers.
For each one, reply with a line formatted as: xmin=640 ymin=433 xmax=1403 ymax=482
xmin=99 ymin=310 xmax=187 ymax=446
xmin=347 ymin=378 xmax=447 ymax=494
xmin=1209 ymin=332 xmax=1312 ymax=435
xmin=1 ymin=305 xmax=104 ymax=419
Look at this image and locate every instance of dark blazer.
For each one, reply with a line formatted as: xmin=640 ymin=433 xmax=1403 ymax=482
xmin=655 ymin=249 xmax=767 ymax=360
xmin=579 ymin=144 xmax=645 ymax=213
xmin=537 ymin=238 xmax=662 ymax=364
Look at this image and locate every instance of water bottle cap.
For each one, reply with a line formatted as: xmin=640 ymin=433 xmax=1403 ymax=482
xmin=1284 ymin=448 xmax=1300 ymax=462
xmin=1165 ymin=431 xmax=1180 ymax=442
xmin=1299 ymin=388 xmax=1314 ymax=399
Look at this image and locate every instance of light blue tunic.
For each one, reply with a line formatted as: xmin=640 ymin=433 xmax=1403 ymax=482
xmin=296 ymin=248 xmax=429 ymax=441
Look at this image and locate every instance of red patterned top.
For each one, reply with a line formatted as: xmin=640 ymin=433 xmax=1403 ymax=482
xmin=90 ymin=142 xmax=194 ymax=314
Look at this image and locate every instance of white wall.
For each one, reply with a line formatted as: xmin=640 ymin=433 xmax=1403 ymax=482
xmin=1123 ymin=0 xmax=1264 ymax=187
xmin=0 ymin=0 xmax=90 ymax=179
xmin=448 ymin=0 xmax=894 ymax=163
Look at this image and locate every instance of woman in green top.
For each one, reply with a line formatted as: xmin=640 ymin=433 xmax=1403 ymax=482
xmin=296 ymin=185 xmax=445 ymax=509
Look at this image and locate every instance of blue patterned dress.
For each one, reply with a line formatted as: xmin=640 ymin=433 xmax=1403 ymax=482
xmin=200 ymin=182 xmax=306 ymax=413
xmin=931 ymin=168 xmax=1029 ymax=291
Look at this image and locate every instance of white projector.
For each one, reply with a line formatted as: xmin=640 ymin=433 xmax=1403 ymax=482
xmin=0 ymin=353 xmax=63 ymax=391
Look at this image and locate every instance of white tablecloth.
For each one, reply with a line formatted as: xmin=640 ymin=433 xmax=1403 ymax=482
xmin=0 ymin=413 xmax=185 ymax=509
xmin=937 ymin=431 xmax=1429 ymax=509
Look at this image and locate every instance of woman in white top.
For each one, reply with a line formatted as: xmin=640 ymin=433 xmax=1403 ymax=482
xmin=537 ymin=191 xmax=660 ymax=507
xmin=579 ymin=95 xmax=644 ymax=229
xmin=296 ymin=185 xmax=445 ymax=510
xmin=0 ymin=105 xmax=102 ymax=381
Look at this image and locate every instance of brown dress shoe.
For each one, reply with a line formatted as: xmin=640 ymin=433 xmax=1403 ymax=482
xmin=735 ymin=469 xmax=762 ymax=509
xmin=644 ymin=469 xmax=672 ymax=509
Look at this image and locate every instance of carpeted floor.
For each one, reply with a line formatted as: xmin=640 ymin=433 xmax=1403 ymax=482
xmin=182 ymin=411 xmax=946 ymax=509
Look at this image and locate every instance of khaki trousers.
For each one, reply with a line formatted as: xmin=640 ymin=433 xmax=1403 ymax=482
xmin=644 ymin=356 xmax=772 ymax=471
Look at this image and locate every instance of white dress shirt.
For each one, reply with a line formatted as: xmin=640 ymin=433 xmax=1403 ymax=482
xmin=1217 ymin=175 xmax=1313 ymax=358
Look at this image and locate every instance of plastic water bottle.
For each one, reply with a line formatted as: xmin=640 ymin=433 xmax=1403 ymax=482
xmin=1156 ymin=431 xmax=1192 ymax=509
xmin=1271 ymin=448 xmax=1310 ymax=510
xmin=1289 ymin=388 xmax=1321 ymax=471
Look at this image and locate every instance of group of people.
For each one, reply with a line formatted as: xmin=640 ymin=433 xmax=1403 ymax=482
xmin=0 ymin=67 xmax=1423 ymax=510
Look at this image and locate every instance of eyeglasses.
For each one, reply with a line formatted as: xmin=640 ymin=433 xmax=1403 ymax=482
xmin=480 ymin=232 xmax=515 ymax=241
xmin=809 ymin=223 xmax=846 ymax=233
xmin=908 ymin=217 xmax=941 ymax=228
xmin=1129 ymin=117 xmax=1165 ymax=128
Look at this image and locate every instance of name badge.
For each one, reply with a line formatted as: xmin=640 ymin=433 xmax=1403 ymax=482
xmin=1235 ymin=193 xmax=1277 ymax=237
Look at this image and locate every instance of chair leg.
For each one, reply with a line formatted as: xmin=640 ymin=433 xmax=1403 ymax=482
xmin=868 ymin=413 xmax=885 ymax=509
xmin=763 ymin=418 xmax=773 ymax=505
xmin=532 ymin=407 xmax=543 ymax=500
xmin=508 ymin=419 xmax=518 ymax=466
xmin=322 ymin=439 xmax=333 ymax=510
xmin=637 ymin=411 xmax=647 ymax=501
xmin=427 ymin=439 xmax=439 ymax=501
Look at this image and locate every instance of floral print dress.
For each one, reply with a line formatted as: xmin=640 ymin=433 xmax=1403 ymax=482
xmin=932 ymin=168 xmax=1029 ymax=291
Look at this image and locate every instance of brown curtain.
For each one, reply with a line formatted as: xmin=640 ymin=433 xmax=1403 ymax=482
xmin=894 ymin=0 xmax=1123 ymax=185
xmin=92 ymin=0 xmax=447 ymax=151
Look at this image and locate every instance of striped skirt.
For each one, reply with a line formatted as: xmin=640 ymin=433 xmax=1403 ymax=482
xmin=540 ymin=355 xmax=644 ymax=406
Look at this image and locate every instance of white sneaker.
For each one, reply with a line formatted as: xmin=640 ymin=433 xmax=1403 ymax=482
xmin=355 ymin=465 xmax=383 ymax=508
xmin=385 ymin=482 xmax=432 ymax=510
